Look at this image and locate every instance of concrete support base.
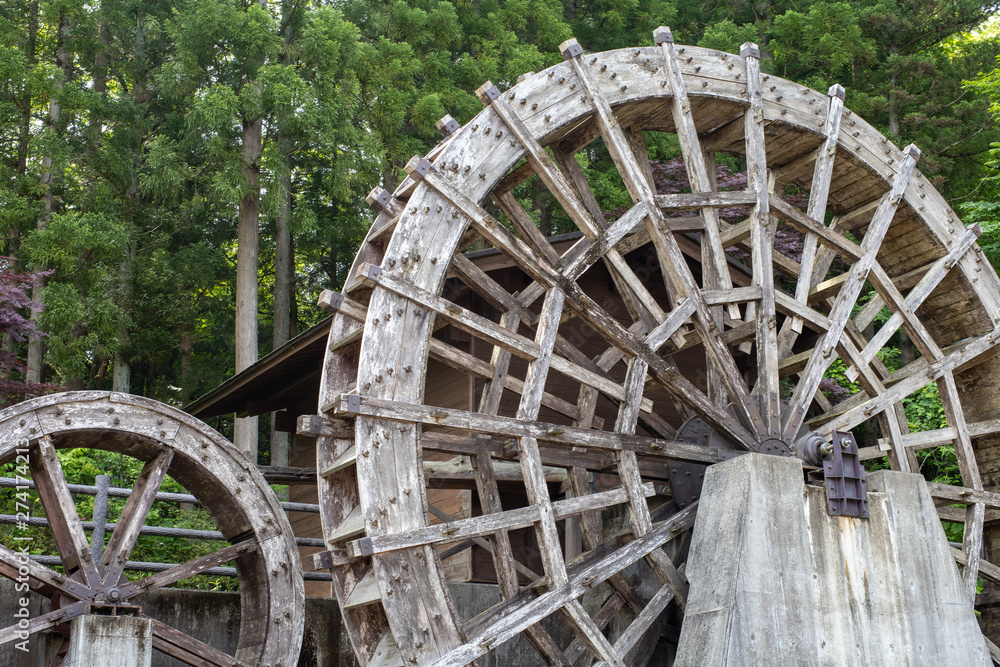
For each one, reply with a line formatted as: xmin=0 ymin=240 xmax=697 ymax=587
xmin=675 ymin=453 xmax=989 ymax=665
xmin=65 ymin=615 xmax=152 ymax=667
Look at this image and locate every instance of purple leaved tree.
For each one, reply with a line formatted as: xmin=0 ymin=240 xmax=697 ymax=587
xmin=0 ymin=259 xmax=57 ymax=407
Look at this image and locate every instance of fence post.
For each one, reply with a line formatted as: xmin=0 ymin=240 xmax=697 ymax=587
xmin=92 ymin=474 xmax=110 ymax=561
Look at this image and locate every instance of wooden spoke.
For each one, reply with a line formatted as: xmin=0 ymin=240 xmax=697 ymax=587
xmin=119 ymin=541 xmax=257 ymax=598
xmin=477 ymin=83 xmax=667 ymax=329
xmin=0 ymin=600 xmax=88 ymax=646
xmin=427 ymin=503 xmax=697 ymax=667
xmin=782 ymin=144 xmax=921 ymax=442
xmin=149 ymin=617 xmax=251 ymax=667
xmin=0 ymin=544 xmax=91 ymax=599
xmin=780 ymin=84 xmax=845 ymax=344
xmin=30 ymin=438 xmax=102 ymax=590
xmin=561 ymin=37 xmax=765 ymax=439
xmin=939 ymin=371 xmax=986 ymax=598
xmin=819 ymin=329 xmax=1000 ymax=436
xmin=659 ymin=27 xmax=739 ymax=321
xmin=847 ymin=225 xmax=980 ymax=378
xmin=335 ymin=394 xmax=724 ymax=463
xmin=594 ymin=582 xmax=675 ymax=667
xmin=101 ymin=449 xmax=174 ymax=585
xmin=614 ymin=358 xmax=689 ymax=606
xmin=472 ymin=306 xmax=573 ymax=667
xmin=741 ymin=43 xmax=781 ymax=437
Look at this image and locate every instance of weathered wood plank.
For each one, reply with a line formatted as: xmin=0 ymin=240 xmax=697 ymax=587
xmin=334 ymin=394 xmax=723 ymax=463
xmin=121 ymin=541 xmax=257 ymax=597
xmin=563 ymin=36 xmax=764 ymax=440
xmin=658 ymin=26 xmax=739 ymax=320
xmin=150 ymin=618 xmax=251 ymax=667
xmin=346 ymin=483 xmax=652 ymax=558
xmin=30 ymin=438 xmax=102 ymax=591
xmin=425 ymin=503 xmax=698 ymax=667
xmin=848 ymin=224 xmax=980 ymax=376
xmin=939 ymin=371 xmax=985 ymax=599
xmin=819 ymin=329 xmax=1000 ymax=436
xmin=781 ymin=84 xmax=845 ymax=342
xmin=0 ymin=600 xmax=88 ymax=647
xmin=0 ymin=542 xmax=90 ymax=599
xmin=782 ymin=144 xmax=921 ymax=442
xmin=355 ymin=261 xmax=654 ymax=412
xmin=101 ymin=449 xmax=174 ymax=585
xmin=742 ymin=42 xmax=781 ymax=437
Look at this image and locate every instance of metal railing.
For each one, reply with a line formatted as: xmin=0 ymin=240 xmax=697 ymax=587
xmin=0 ymin=475 xmax=332 ymax=582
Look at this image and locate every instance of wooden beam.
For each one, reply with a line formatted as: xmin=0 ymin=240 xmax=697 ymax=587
xmin=742 ymin=42 xmax=781 ymax=437
xmin=819 ymin=329 xmax=1000 ymax=436
xmin=345 ymin=483 xmax=654 ymax=558
xmin=425 ymin=502 xmax=697 ymax=667
xmin=564 ymin=35 xmax=764 ymax=441
xmin=781 ymin=84 xmax=845 ymax=342
xmin=782 ymin=144 xmax=921 ymax=442
xmin=331 ymin=394 xmax=723 ymax=463
xmin=30 ymin=438 xmax=102 ymax=591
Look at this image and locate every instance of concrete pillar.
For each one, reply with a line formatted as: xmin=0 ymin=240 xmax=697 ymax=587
xmin=65 ymin=615 xmax=152 ymax=667
xmin=675 ymin=453 xmax=990 ymax=666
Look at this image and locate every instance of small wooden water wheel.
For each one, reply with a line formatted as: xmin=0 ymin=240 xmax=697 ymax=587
xmin=0 ymin=391 xmax=304 ymax=666
xmin=313 ymin=30 xmax=1000 ymax=666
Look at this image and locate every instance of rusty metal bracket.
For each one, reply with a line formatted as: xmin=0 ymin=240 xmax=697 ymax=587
xmin=824 ymin=430 xmax=868 ymax=519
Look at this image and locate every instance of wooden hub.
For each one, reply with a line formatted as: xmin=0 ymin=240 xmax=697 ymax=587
xmin=315 ymin=31 xmax=1000 ymax=666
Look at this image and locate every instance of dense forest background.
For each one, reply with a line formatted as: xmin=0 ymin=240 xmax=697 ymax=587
xmin=3 ymin=0 xmax=1000 ymax=467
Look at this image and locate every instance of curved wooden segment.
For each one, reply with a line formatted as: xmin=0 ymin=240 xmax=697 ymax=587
xmin=317 ymin=31 xmax=1000 ymax=666
xmin=0 ymin=392 xmax=304 ymax=667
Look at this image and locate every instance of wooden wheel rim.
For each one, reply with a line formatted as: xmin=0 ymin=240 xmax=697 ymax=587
xmin=318 ymin=35 xmax=1000 ymax=666
xmin=0 ymin=391 xmax=304 ymax=667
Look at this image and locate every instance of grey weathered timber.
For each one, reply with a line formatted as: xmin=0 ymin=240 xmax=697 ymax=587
xmin=315 ymin=33 xmax=1000 ymax=665
xmin=0 ymin=391 xmax=304 ymax=666
xmin=742 ymin=42 xmax=780 ymax=437
xmin=780 ymin=84 xmax=845 ymax=345
xmin=782 ymin=144 xmax=920 ymax=442
xmin=333 ymin=394 xmax=722 ymax=462
xmin=676 ymin=454 xmax=990 ymax=666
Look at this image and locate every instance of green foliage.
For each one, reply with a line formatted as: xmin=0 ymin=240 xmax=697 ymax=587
xmin=0 ymin=0 xmax=997 ymax=576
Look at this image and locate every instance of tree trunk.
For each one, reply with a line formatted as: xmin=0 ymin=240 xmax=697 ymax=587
xmin=28 ymin=9 xmax=71 ymax=384
xmin=179 ymin=327 xmax=193 ymax=405
xmin=271 ymin=144 xmax=293 ymax=472
xmin=6 ymin=0 xmax=38 ymax=374
xmin=233 ymin=113 xmax=263 ymax=461
xmin=888 ymin=47 xmax=899 ymax=139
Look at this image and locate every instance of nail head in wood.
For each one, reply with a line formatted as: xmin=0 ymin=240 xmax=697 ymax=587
xmin=653 ymin=26 xmax=673 ymax=44
xmin=560 ymin=38 xmax=584 ymax=60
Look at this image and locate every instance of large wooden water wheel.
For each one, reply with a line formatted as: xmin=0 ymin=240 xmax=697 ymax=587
xmin=0 ymin=391 xmax=304 ymax=666
xmin=313 ymin=31 xmax=1000 ymax=666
